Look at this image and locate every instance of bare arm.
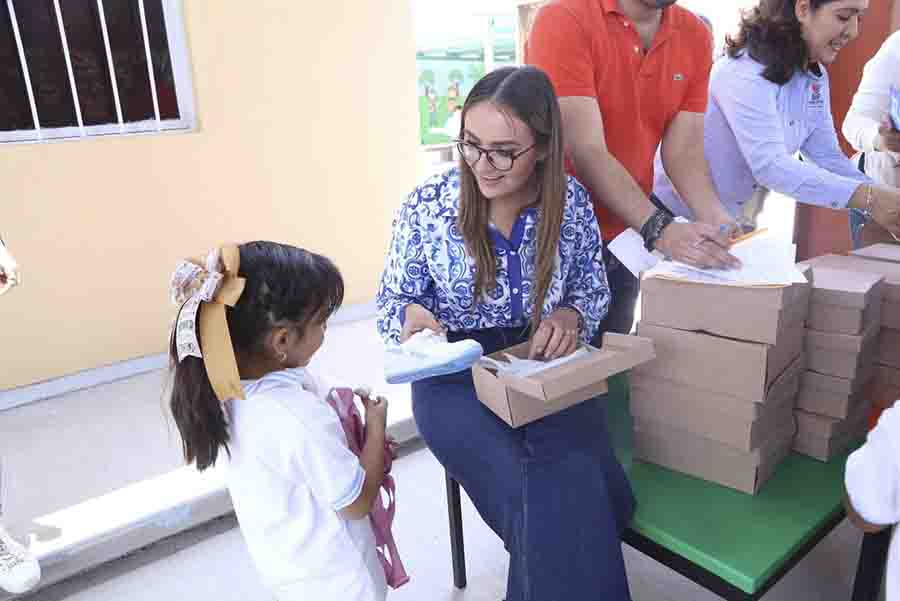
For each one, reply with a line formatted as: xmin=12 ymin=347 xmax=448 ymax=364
xmin=661 ymin=111 xmax=736 ymax=229
xmin=844 ymin=492 xmax=890 ymax=534
xmin=559 ymin=97 xmax=738 ymax=269
xmin=339 ymin=394 xmax=387 ymax=520
xmin=560 ymin=96 xmax=656 ymax=229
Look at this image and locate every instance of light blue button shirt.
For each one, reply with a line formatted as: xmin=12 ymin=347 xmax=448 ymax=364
xmin=653 ymin=52 xmax=870 ymax=219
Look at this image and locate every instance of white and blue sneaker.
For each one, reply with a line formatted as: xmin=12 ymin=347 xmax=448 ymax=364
xmin=384 ymin=329 xmax=483 ymax=384
xmin=0 ymin=524 xmax=40 ymax=594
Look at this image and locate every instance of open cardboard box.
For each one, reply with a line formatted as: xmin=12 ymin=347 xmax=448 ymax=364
xmin=639 ymin=265 xmax=810 ymax=346
xmin=634 ymin=321 xmax=804 ymax=401
xmin=633 ymin=416 xmax=795 ymax=495
xmin=472 ymin=333 xmax=655 ymax=428
xmin=630 ymin=354 xmax=803 ymax=451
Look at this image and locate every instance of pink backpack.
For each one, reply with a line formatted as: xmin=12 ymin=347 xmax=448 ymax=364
xmin=327 ymin=388 xmax=410 ymax=589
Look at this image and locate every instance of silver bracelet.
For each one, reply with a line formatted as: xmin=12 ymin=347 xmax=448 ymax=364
xmin=863 ymin=184 xmax=874 ymax=221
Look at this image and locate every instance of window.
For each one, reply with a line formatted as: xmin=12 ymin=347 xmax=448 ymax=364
xmin=0 ymin=0 xmax=194 ymax=143
xmin=414 ymin=2 xmax=517 ymax=148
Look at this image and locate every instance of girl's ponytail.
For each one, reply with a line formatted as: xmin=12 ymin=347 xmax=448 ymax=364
xmin=168 ymin=319 xmax=230 ymax=471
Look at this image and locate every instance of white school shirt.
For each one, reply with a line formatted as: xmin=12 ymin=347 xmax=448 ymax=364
xmin=843 ymin=31 xmax=900 ymax=183
xmin=227 ymin=367 xmax=387 ymax=601
xmin=846 ymin=406 xmax=900 ymax=601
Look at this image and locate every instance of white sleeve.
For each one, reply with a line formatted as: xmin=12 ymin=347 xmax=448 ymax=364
xmin=279 ymin=394 xmax=366 ymax=512
xmin=843 ymin=31 xmax=900 ymax=153
xmin=845 ymin=406 xmax=900 ymax=526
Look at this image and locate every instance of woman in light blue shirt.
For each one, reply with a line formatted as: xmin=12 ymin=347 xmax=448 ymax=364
xmin=653 ymin=0 xmax=900 ymax=242
xmin=377 ymin=66 xmax=634 ymax=600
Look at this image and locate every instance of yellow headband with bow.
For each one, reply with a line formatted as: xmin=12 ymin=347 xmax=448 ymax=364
xmin=170 ymin=245 xmax=247 ymax=402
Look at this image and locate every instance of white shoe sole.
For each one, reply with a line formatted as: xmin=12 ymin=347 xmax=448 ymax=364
xmin=385 ymin=342 xmax=484 ymax=384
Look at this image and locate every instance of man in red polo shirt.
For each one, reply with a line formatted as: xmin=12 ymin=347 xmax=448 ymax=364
xmin=527 ymin=0 xmax=739 ymax=339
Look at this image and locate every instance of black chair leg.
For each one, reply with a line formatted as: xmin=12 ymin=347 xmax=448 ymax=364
xmin=446 ymin=471 xmax=467 ymax=589
xmin=852 ymin=528 xmax=892 ymax=601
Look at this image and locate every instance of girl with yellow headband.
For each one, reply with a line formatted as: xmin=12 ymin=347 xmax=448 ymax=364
xmin=167 ymin=241 xmax=402 ymax=601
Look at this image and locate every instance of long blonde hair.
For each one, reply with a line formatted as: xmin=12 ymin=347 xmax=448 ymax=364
xmin=457 ymin=66 xmax=567 ymax=332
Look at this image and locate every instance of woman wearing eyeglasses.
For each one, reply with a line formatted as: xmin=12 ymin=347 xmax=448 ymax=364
xmin=377 ymin=66 xmax=634 ymax=600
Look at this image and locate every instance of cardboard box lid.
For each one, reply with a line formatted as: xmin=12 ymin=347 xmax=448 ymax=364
xmin=801 ymin=365 xmax=872 ymax=396
xmin=635 ymin=322 xmax=804 ymax=401
xmin=631 ymin=353 xmax=803 ymax=422
xmin=806 ymin=317 xmax=880 ymax=354
xmin=879 ymin=328 xmax=900 ymax=368
xmin=639 ymin=267 xmax=810 ymax=346
xmin=874 ymin=364 xmax=900 ymax=388
xmin=794 ymin=409 xmax=842 ymax=439
xmin=795 ymin=398 xmax=871 ymax=441
xmin=634 ymin=417 xmax=795 ymax=494
xmin=808 ymin=267 xmax=884 ymax=309
xmin=642 ymin=267 xmax=809 ymax=310
xmin=882 ymin=299 xmax=900 ymax=329
xmin=808 ymin=300 xmax=879 ymax=336
xmin=634 ymin=412 xmax=796 ymax=467
xmin=800 ymin=255 xmax=900 ymax=302
xmin=635 ymin=322 xmax=770 ymax=400
xmin=490 ymin=333 xmax=655 ymax=401
xmin=793 ymin=428 xmax=855 ymax=461
xmin=851 ymin=243 xmax=900 ymax=264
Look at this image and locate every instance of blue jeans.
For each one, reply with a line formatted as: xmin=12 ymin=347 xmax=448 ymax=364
xmin=412 ymin=327 xmax=635 ymax=601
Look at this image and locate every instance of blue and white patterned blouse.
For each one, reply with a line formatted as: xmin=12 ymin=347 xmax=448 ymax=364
xmin=376 ymin=167 xmax=609 ymax=345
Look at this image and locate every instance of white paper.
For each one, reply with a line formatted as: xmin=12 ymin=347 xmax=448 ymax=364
xmin=607 ymin=228 xmax=660 ymax=278
xmin=479 ymin=347 xmax=591 ymax=378
xmin=643 ymin=230 xmax=807 ymax=288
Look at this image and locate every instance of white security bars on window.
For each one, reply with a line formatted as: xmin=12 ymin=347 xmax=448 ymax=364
xmin=0 ymin=0 xmax=193 ymax=143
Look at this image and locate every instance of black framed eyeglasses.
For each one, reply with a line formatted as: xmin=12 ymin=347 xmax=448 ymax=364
xmin=455 ymin=140 xmax=537 ymax=172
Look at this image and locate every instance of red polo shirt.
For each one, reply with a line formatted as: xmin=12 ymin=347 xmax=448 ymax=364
xmin=525 ymin=0 xmax=713 ymax=242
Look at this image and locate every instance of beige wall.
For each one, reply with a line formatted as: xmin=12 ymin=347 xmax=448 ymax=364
xmin=0 ymin=1 xmax=419 ymax=389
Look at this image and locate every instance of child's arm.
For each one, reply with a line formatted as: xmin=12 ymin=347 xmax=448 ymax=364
xmin=844 ymin=406 xmax=900 ymax=533
xmin=844 ymin=491 xmax=890 ymax=533
xmin=340 ymin=393 xmax=388 ymax=520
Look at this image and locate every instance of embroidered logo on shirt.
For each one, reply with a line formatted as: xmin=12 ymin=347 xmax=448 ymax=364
xmin=808 ymin=82 xmax=825 ymax=109
xmin=673 ymin=73 xmax=684 ymax=81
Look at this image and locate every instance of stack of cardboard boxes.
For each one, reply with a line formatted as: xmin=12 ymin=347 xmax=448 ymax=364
xmin=630 ymin=270 xmax=810 ymax=494
xmin=792 ymin=267 xmax=882 ymax=461
xmin=804 ymin=247 xmax=900 ymax=420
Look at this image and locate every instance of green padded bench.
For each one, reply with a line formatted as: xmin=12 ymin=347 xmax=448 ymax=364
xmin=444 ymin=374 xmax=888 ymax=600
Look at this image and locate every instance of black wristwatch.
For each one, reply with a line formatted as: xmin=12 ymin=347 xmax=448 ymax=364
xmin=640 ymin=208 xmax=675 ymax=252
